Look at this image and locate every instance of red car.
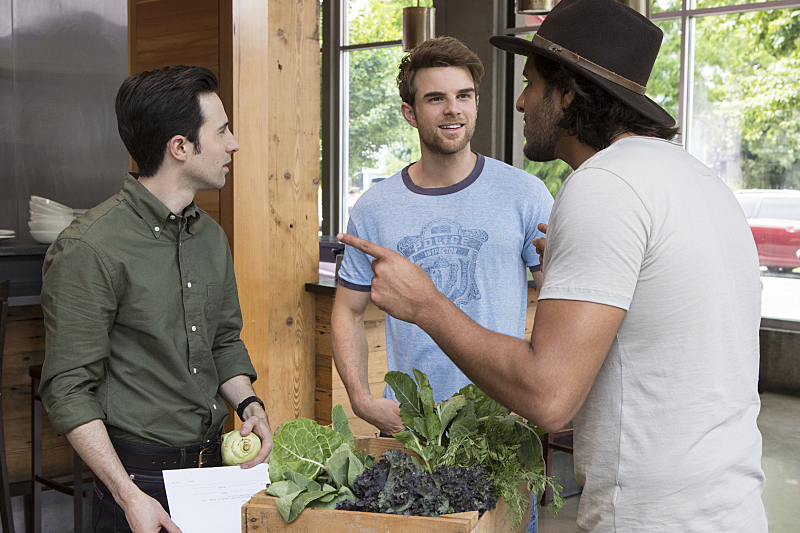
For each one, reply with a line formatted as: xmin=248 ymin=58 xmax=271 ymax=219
xmin=734 ymin=190 xmax=800 ymax=273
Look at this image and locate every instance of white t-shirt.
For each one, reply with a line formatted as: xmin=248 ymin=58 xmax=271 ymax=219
xmin=540 ymin=137 xmax=767 ymax=532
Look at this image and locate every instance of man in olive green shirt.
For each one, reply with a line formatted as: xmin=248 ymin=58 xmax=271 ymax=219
xmin=40 ymin=66 xmax=272 ymax=533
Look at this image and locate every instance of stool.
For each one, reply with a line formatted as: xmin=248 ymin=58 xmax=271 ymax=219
xmin=30 ymin=364 xmax=91 ymax=533
xmin=0 ymin=280 xmax=14 ymax=533
xmin=541 ymin=423 xmax=574 ymax=505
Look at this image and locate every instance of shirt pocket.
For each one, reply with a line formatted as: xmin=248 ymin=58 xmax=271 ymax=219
xmin=204 ymin=283 xmax=224 ymax=338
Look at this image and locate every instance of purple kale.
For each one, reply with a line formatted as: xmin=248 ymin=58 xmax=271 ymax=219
xmin=336 ymin=450 xmax=496 ymax=518
xmin=433 ymin=465 xmax=497 ymax=515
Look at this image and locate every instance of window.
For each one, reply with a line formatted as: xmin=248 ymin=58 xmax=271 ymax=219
xmin=506 ymin=0 xmax=800 ymax=321
xmin=321 ymin=0 xmax=430 ymax=235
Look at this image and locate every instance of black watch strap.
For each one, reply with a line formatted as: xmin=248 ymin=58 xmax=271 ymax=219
xmin=236 ymin=396 xmax=265 ymax=421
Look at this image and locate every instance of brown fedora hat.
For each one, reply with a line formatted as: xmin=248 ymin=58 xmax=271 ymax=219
xmin=490 ymin=0 xmax=675 ymax=127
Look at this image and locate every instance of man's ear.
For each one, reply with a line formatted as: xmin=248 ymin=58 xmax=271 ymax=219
xmin=401 ymin=102 xmax=418 ymax=129
xmin=167 ymin=135 xmax=189 ymax=162
xmin=560 ymin=89 xmax=575 ymax=110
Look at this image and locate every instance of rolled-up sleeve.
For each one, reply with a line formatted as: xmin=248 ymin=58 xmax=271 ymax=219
xmin=39 ymin=238 xmax=118 ymax=435
xmin=211 ymin=244 xmax=256 ymax=385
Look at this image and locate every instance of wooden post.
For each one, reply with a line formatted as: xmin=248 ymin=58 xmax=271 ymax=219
xmin=230 ymin=0 xmax=319 ymax=428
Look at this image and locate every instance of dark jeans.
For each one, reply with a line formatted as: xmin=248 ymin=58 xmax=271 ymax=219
xmin=92 ymin=467 xmax=169 ymax=533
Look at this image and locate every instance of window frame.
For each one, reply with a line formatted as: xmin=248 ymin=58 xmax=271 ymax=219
xmin=501 ymin=0 xmax=800 ymax=153
xmin=321 ymin=0 xmax=404 ymax=236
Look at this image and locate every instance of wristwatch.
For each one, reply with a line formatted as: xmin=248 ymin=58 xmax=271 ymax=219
xmin=236 ymin=396 xmax=265 ymax=421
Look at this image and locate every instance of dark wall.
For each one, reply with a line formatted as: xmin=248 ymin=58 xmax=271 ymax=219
xmin=760 ymin=320 xmax=800 ymax=397
xmin=0 ymin=0 xmax=128 ymax=239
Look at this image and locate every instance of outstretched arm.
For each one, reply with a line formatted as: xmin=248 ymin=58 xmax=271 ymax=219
xmin=336 ymin=232 xmax=625 ymax=433
xmin=331 ymin=285 xmax=404 ymax=435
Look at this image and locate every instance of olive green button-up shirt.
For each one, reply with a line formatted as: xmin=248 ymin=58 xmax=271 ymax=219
xmin=40 ymin=174 xmax=256 ymax=446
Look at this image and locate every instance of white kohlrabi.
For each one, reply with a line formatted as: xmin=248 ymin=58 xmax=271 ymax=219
xmin=221 ymin=430 xmax=261 ymax=466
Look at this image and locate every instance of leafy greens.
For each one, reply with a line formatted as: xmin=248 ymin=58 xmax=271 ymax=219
xmin=265 ymin=404 xmax=373 ymax=522
xmin=386 ymin=369 xmax=565 ymax=526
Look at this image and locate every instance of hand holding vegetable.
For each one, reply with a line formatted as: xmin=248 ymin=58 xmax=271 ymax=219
xmin=352 ymin=396 xmax=405 ymax=436
xmin=235 ymin=406 xmax=273 ymax=468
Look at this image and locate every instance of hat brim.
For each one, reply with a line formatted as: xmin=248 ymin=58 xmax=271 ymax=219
xmin=490 ymin=35 xmax=676 ymax=128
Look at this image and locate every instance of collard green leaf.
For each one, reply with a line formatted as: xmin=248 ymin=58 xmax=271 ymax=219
xmin=448 ymin=401 xmax=478 ymax=442
xmin=425 ymin=411 xmax=442 ymax=446
xmin=398 ymin=404 xmax=419 ymax=431
xmin=393 ymin=429 xmax=434 ymax=471
xmin=289 ymin=489 xmax=343 ymax=522
xmin=325 ymin=443 xmax=354 ymax=489
xmin=331 ymin=404 xmax=354 ymax=447
xmin=472 ymin=386 xmax=510 ymax=417
xmin=315 ymin=486 xmax=339 ymax=504
xmin=385 ymin=370 xmax=423 ymax=419
xmin=347 ymin=452 xmax=366 ymax=486
xmin=269 ymin=417 xmax=351 ymax=483
xmin=437 ymin=395 xmax=467 ymax=435
xmin=413 ymin=368 xmax=436 ymax=421
xmin=515 ymin=421 xmax=545 ymax=475
xmin=412 ymin=416 xmax=429 ymax=440
xmin=265 ymin=479 xmax=301 ymax=499
xmin=283 ymin=471 xmax=319 ymax=491
xmin=275 ymin=488 xmax=304 ymax=522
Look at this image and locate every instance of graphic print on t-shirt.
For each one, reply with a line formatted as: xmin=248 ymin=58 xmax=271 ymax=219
xmin=396 ymin=219 xmax=488 ymax=308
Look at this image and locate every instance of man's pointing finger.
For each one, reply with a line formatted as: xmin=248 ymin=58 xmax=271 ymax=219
xmin=337 ymin=233 xmax=390 ymax=260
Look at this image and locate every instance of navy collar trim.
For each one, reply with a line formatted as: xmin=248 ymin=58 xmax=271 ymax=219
xmin=401 ymin=153 xmax=485 ymax=196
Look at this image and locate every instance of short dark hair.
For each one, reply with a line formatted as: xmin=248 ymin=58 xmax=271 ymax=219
xmin=533 ymin=54 xmax=679 ymax=151
xmin=397 ymin=36 xmax=484 ymax=106
xmin=115 ymin=65 xmax=219 ymax=177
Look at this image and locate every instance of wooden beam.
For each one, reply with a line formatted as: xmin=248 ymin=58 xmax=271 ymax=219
xmin=231 ymin=0 xmax=320 ymax=429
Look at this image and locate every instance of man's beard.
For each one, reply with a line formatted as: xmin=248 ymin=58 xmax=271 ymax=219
xmin=523 ymin=95 xmax=563 ymax=162
xmin=418 ymin=119 xmax=476 ymax=156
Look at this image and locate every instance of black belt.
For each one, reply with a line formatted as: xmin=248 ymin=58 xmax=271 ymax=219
xmin=111 ymin=434 xmax=222 ymax=471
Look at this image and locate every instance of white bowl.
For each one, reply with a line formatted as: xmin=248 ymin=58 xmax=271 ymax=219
xmin=30 ymin=230 xmax=61 ymax=244
xmin=31 ymin=196 xmax=73 ymax=211
xmin=29 ymin=212 xmax=75 ymax=222
xmin=29 ymin=219 xmax=72 ymax=232
xmin=29 ymin=200 xmax=73 ymax=216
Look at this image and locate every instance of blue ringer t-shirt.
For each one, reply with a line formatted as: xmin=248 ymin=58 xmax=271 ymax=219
xmin=338 ymin=153 xmax=553 ymax=402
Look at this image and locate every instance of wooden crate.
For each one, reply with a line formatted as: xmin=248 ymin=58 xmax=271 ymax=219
xmin=242 ymin=437 xmax=529 ymax=533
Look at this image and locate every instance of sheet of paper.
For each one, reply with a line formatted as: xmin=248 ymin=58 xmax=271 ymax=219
xmin=163 ymin=463 xmax=269 ymax=533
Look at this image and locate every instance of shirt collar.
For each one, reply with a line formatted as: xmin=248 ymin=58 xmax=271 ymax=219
xmin=121 ymin=173 xmax=201 ymax=238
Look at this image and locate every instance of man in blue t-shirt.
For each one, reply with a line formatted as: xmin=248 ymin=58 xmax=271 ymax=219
xmin=332 ymin=37 xmax=552 ymax=435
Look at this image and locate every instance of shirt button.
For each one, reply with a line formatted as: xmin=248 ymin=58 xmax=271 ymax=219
xmin=154 ymin=226 xmax=160 ymax=232
xmin=193 ymin=368 xmax=197 ymax=374
xmin=187 ymin=282 xmax=192 ymax=288
xmin=170 ymin=215 xmax=175 ymax=220
xmin=191 ymin=326 xmax=197 ymax=332
xmin=213 ymin=404 xmax=217 ymax=409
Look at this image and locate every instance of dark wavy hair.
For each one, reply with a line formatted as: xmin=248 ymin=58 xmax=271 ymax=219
xmin=533 ymin=54 xmax=679 ymax=151
xmin=115 ymin=65 xmax=219 ymax=177
xmin=397 ymin=36 xmax=484 ymax=107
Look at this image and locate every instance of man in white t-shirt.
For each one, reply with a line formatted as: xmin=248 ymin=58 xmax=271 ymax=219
xmin=336 ymin=0 xmax=768 ymax=531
